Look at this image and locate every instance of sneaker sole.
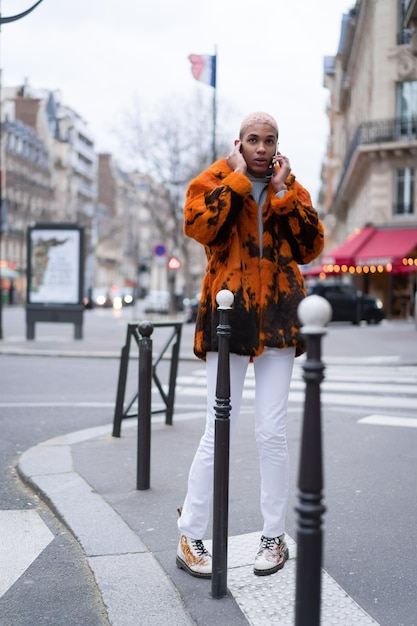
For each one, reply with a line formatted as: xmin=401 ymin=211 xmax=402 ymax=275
xmin=176 ymin=555 xmax=212 ymax=579
xmin=253 ymin=548 xmax=289 ymax=577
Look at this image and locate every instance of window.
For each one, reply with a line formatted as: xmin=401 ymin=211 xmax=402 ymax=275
xmin=397 ymin=0 xmax=411 ymax=44
xmin=397 ymin=81 xmax=417 ymax=118
xmin=396 ymin=81 xmax=417 ymax=138
xmin=394 ymin=168 xmax=415 ymax=215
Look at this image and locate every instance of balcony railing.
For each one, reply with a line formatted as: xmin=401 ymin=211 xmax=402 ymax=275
xmin=333 ymin=116 xmax=417 ymax=204
xmin=360 ymin=117 xmax=417 ymax=143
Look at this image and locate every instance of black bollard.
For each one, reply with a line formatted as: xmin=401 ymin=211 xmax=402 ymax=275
xmin=295 ymin=295 xmax=332 ymax=626
xmin=137 ymin=320 xmax=154 ymax=490
xmin=211 ymin=289 xmax=234 ymax=599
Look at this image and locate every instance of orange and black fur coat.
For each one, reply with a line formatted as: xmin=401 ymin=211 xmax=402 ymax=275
xmin=184 ymin=158 xmax=324 ymax=359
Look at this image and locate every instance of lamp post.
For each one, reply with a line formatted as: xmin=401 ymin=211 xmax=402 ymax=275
xmin=0 ymin=0 xmax=45 ymax=339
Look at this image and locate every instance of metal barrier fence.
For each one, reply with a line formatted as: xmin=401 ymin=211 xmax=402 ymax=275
xmin=112 ymin=320 xmax=183 ymax=438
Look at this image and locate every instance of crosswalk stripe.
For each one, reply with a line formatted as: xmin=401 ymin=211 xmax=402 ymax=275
xmin=0 ymin=510 xmax=54 ymax=598
xmin=0 ymin=402 xmax=115 ymax=408
xmin=175 ymin=364 xmax=417 ymax=412
xmin=358 ymin=414 xmax=417 ymax=428
xmin=1 ymin=364 xmax=415 ymax=414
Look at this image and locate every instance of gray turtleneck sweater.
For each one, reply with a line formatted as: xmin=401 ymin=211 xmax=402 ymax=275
xmin=248 ymin=174 xmax=269 ymax=259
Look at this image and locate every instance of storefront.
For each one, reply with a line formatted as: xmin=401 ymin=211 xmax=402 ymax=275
xmin=0 ymin=262 xmax=20 ymax=305
xmin=315 ymin=226 xmax=417 ymax=319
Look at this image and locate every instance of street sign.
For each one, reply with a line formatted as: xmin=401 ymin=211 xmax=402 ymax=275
xmin=168 ymin=257 xmax=181 ymax=270
xmin=153 ymin=244 xmax=167 ymax=257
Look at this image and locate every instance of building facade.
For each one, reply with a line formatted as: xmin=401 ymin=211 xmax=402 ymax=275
xmin=2 ymin=116 xmax=54 ymax=277
xmin=95 ymin=155 xmax=160 ymax=295
xmin=317 ymin=0 xmax=417 ymax=319
xmin=1 ymin=83 xmax=173 ymax=304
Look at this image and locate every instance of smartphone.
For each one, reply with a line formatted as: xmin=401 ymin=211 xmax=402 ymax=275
xmin=266 ymin=150 xmax=279 ymax=178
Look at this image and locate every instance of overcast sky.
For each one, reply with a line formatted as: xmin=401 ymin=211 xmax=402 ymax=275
xmin=2 ymin=0 xmax=354 ymax=201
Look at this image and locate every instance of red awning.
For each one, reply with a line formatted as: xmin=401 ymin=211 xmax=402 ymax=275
xmin=355 ymin=228 xmax=417 ymax=268
xmin=322 ymin=226 xmax=376 ymax=266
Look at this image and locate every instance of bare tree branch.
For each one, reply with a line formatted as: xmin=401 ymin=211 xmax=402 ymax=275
xmin=116 ymin=93 xmax=232 ymax=296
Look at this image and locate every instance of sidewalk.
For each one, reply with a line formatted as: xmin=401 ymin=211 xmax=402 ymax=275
xmin=18 ymin=418 xmax=379 ymax=626
xmin=0 ymin=305 xmax=197 ymax=361
xmin=4 ymin=306 xmax=405 ymax=624
xmin=1 ymin=305 xmax=416 ymax=364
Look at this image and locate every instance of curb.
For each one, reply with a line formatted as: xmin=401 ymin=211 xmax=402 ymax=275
xmin=17 ymin=422 xmax=194 ymax=626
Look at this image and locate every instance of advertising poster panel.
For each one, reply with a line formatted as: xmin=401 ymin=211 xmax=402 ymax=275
xmin=27 ymin=224 xmax=83 ymax=305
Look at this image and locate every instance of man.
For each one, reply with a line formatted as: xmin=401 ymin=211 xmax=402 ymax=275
xmin=177 ymin=112 xmax=324 ymax=578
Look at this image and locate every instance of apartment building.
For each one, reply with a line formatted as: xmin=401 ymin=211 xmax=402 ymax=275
xmin=95 ymin=155 xmax=158 ymax=294
xmin=1 ymin=83 xmax=176 ymax=303
xmin=2 ymin=118 xmax=54 ymax=259
xmin=317 ymin=0 xmax=417 ymax=318
xmin=1 ymin=85 xmax=98 ymax=299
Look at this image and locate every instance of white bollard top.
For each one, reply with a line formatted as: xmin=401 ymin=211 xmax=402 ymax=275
xmin=216 ymin=289 xmax=234 ymax=309
xmin=298 ymin=295 xmax=332 ymax=334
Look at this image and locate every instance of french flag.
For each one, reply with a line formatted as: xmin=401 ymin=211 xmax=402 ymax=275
xmin=188 ymin=54 xmax=216 ymax=88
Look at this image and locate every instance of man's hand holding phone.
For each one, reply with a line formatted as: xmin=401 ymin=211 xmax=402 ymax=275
xmin=271 ymin=152 xmax=291 ymax=194
xmin=226 ymin=141 xmax=247 ymax=174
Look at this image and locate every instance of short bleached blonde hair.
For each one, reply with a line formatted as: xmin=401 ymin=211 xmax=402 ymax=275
xmin=239 ymin=112 xmax=279 ymax=139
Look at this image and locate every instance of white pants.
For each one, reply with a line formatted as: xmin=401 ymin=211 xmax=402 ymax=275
xmin=178 ymin=346 xmax=295 ymax=540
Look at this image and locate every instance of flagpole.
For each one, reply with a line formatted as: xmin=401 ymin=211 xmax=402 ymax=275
xmin=212 ymin=46 xmax=217 ymax=162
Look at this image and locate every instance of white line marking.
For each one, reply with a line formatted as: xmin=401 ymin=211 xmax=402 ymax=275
xmin=0 ymin=510 xmax=54 ymax=598
xmin=0 ymin=402 xmax=115 ymax=408
xmin=358 ymin=414 xmax=417 ymax=428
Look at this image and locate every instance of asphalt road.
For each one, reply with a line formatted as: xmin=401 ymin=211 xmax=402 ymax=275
xmin=0 ymin=304 xmax=416 ymax=625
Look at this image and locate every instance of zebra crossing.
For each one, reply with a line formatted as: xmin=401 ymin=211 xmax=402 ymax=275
xmin=174 ymin=358 xmax=417 ymax=420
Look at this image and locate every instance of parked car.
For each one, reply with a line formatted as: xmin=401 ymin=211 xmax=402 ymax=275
xmin=85 ymin=288 xmax=113 ymax=308
xmin=306 ymin=280 xmax=384 ymax=324
xmin=84 ymin=286 xmax=135 ymax=310
xmin=112 ymin=288 xmax=136 ymax=310
xmin=144 ymin=290 xmax=170 ymax=314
